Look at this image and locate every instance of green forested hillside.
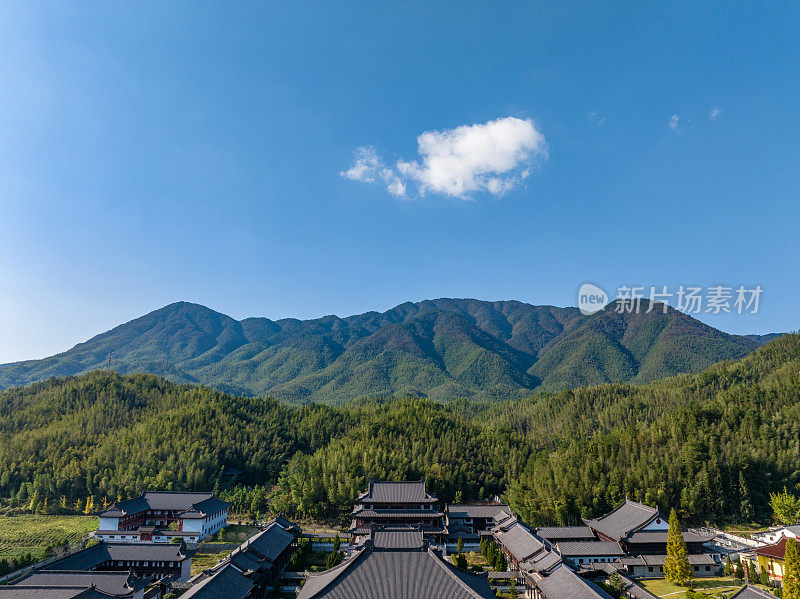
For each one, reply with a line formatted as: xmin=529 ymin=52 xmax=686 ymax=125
xmin=0 ymin=299 xmax=767 ymax=403
xmin=1 ymin=334 xmax=798 ymax=525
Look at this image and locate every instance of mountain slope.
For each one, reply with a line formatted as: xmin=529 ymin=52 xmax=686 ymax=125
xmin=0 ymin=299 xmax=773 ymax=402
xmin=1 ymin=334 xmax=798 ymax=525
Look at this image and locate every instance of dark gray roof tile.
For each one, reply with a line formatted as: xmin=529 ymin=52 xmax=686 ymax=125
xmin=536 ymin=565 xmax=614 ymax=599
xmin=297 ymin=547 xmax=494 ymax=598
xmin=356 ymin=480 xmax=437 ymax=503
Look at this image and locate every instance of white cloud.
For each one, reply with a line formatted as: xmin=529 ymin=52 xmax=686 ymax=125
xmin=709 ymin=107 xmax=721 ymax=121
xmin=341 ymin=117 xmax=547 ymax=199
xmin=668 ymin=114 xmax=680 ymax=130
xmin=588 ymin=110 xmax=605 ymax=126
xmin=340 ymin=146 xmax=382 ymax=183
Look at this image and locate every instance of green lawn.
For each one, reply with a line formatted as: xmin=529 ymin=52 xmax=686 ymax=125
xmin=0 ymin=514 xmax=96 ymax=562
xmin=190 ymin=525 xmax=259 ymax=575
xmin=210 ymin=524 xmax=259 ymax=543
xmin=639 ymin=577 xmax=743 ymax=598
xmin=191 ymin=548 xmax=232 ymax=575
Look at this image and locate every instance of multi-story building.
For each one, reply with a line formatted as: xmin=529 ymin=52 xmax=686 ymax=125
xmin=181 ymin=517 xmax=301 ymax=598
xmin=742 ymin=536 xmax=793 ymax=583
xmin=299 ymin=528 xmax=495 ymax=599
xmin=96 ymin=491 xmax=229 ymax=543
xmin=348 ymin=479 xmax=445 ymax=543
xmin=445 ymin=502 xmax=511 ymax=549
xmin=41 ymin=540 xmax=192 ymax=581
xmin=583 ymin=499 xmax=714 ymax=556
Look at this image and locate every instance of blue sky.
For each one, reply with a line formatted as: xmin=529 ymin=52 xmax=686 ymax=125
xmin=1 ymin=2 xmax=799 ymax=362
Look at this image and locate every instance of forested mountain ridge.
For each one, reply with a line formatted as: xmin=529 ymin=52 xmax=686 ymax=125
xmin=0 ymin=300 xmax=771 ymax=402
xmin=1 ymin=334 xmax=798 ymax=525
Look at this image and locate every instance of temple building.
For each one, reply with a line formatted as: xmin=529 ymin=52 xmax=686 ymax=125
xmin=583 ymin=499 xmax=714 ymax=557
xmin=298 ymin=528 xmax=495 ymax=599
xmin=532 ymin=564 xmax=614 ymax=599
xmin=181 ymin=517 xmax=301 ymax=599
xmin=445 ymin=502 xmax=511 ymax=549
xmin=348 ymin=479 xmax=445 ymax=543
xmin=41 ymin=540 xmax=192 ymax=581
xmin=1 ymin=571 xmax=149 ymax=599
xmin=96 ymin=491 xmax=229 ymax=543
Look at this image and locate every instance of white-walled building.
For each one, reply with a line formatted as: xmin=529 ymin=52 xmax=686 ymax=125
xmin=96 ymin=491 xmax=229 ymax=543
xmin=752 ymin=525 xmax=800 ymax=545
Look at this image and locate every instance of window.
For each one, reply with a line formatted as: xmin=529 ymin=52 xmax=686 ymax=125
xmin=693 ymin=566 xmax=699 ymax=572
xmin=705 ymin=566 xmax=711 ymax=572
xmin=648 ymin=567 xmax=653 ymax=573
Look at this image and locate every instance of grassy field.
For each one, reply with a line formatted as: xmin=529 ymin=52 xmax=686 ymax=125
xmin=190 ymin=524 xmax=260 ymax=575
xmin=0 ymin=514 xmax=96 ymax=563
xmin=210 ymin=524 xmax=259 ymax=543
xmin=639 ymin=577 xmax=744 ymax=598
xmin=191 ymin=547 xmax=232 ymax=575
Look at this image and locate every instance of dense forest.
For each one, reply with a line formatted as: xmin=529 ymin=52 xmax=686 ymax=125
xmin=0 ymin=334 xmax=798 ymax=526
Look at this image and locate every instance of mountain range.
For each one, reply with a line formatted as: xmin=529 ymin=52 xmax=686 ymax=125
xmin=0 ymin=299 xmax=779 ymax=403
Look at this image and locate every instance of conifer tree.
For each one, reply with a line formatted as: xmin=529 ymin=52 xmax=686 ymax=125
xmin=664 ymin=508 xmax=691 ymax=586
xmin=784 ymin=538 xmax=800 ymax=599
xmin=457 ymin=536 xmax=464 ymax=554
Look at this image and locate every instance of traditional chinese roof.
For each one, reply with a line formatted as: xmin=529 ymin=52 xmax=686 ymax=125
xmin=42 ymin=542 xmax=187 ymax=571
xmin=446 ymin=503 xmax=510 ymax=520
xmin=12 ymin=571 xmax=139 ymax=596
xmin=296 ymin=543 xmax=494 ymax=598
xmin=583 ymin=500 xmax=664 ymax=542
xmin=491 ymin=521 xmax=545 ymax=563
xmin=373 ymin=528 xmax=425 ymax=550
xmin=180 ymin=563 xmax=256 ymax=599
xmin=536 ymin=526 xmax=596 ymax=541
xmin=0 ymin=589 xmax=102 ymax=599
xmin=556 ymin=541 xmax=624 ymax=557
xmin=352 ymin=507 xmax=444 ymax=518
xmin=356 ymin=480 xmax=438 ymax=504
xmin=620 ymin=553 xmax=717 ymax=566
xmin=521 ymin=549 xmax=563 ymax=574
xmin=535 ymin=565 xmax=614 ymax=599
xmin=180 ymin=517 xmax=300 ymax=598
xmin=244 ymin=519 xmax=299 ymax=562
xmin=98 ymin=491 xmax=229 ymax=519
xmin=626 ymin=530 xmax=714 ymax=545
xmin=729 ymin=585 xmax=777 ymax=599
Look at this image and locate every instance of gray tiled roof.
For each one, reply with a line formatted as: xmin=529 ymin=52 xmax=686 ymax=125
xmin=179 ymin=517 xmax=298 ymax=598
xmin=297 ymin=547 xmax=495 ymax=598
xmin=446 ymin=504 xmax=510 ymax=520
xmin=245 ymin=520 xmax=297 ymax=562
xmin=535 ymin=526 xmax=596 ymax=541
xmin=556 ymin=541 xmax=624 ymax=557
xmin=521 ymin=550 xmax=563 ymax=574
xmin=0 ymin=588 xmax=91 ymax=599
xmin=180 ymin=563 xmax=255 ymax=599
xmin=535 ymin=565 xmax=614 ymax=599
xmin=42 ymin=542 xmax=186 ymax=571
xmin=373 ymin=529 xmax=424 ymax=549
xmin=626 ymin=530 xmax=714 ymax=544
xmin=620 ymin=553 xmax=717 ymax=566
xmin=356 ymin=480 xmax=437 ymax=503
xmin=99 ymin=491 xmax=228 ymax=519
xmin=729 ymin=585 xmax=776 ymax=599
xmin=352 ymin=508 xmax=444 ymax=518
xmin=13 ymin=571 xmax=134 ymax=595
xmin=583 ymin=500 xmax=662 ymax=541
xmin=492 ymin=522 xmax=544 ymax=563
